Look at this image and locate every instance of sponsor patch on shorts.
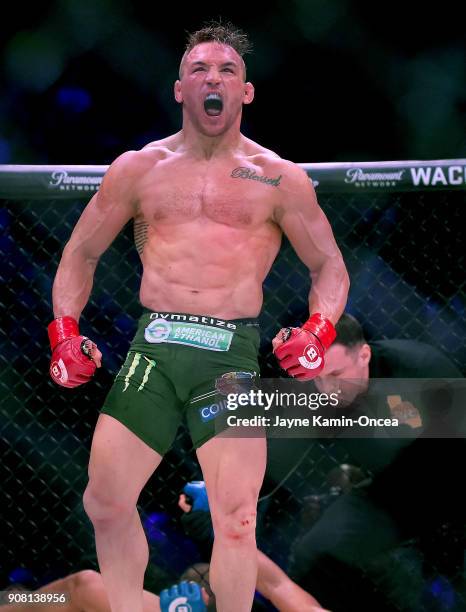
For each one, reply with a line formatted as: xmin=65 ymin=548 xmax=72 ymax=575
xmin=144 ymin=319 xmax=233 ymax=351
xmin=199 ymin=398 xmax=229 ymax=422
xmin=215 ymin=371 xmax=257 ymax=395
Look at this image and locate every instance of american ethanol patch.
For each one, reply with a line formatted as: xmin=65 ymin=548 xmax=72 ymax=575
xmin=144 ymin=319 xmax=233 ymax=351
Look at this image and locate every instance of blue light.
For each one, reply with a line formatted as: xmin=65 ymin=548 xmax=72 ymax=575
xmin=56 ymin=86 xmax=91 ymax=113
xmin=428 ymin=576 xmax=456 ymax=608
xmin=144 ymin=512 xmax=170 ymax=543
xmin=0 ymin=138 xmax=11 ymax=162
xmin=9 ymin=567 xmax=33 ymax=584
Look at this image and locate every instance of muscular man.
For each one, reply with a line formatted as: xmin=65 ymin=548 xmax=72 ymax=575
xmin=48 ymin=22 xmax=349 ymax=612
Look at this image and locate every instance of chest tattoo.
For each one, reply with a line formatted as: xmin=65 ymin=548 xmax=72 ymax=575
xmin=230 ymin=166 xmax=282 ymax=187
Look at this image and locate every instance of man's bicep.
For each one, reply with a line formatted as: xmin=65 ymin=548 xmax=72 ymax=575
xmin=278 ymin=178 xmax=343 ymax=272
xmin=65 ymin=155 xmax=138 ymax=260
xmin=65 ymin=191 xmax=133 ymax=261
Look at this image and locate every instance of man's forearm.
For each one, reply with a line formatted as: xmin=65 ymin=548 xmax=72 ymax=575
xmin=256 ymin=550 xmax=327 ymax=611
xmin=52 ymin=247 xmax=98 ymax=320
xmin=309 ymin=255 xmax=349 ymax=324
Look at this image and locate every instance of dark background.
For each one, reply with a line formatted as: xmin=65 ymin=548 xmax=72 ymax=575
xmin=1 ymin=2 xmax=465 ymax=611
xmin=1 ymin=0 xmax=465 ymax=165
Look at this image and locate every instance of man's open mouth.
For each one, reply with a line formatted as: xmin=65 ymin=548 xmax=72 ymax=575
xmin=204 ymin=93 xmax=223 ymax=116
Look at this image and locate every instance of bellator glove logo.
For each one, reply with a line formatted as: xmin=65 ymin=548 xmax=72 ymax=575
xmin=50 ymin=359 xmax=69 ymax=383
xmin=168 ymin=598 xmax=191 ymax=612
xmin=298 ymin=343 xmax=323 ymax=370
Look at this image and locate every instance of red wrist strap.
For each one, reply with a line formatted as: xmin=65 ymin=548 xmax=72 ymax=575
xmin=302 ymin=313 xmax=336 ymax=350
xmin=48 ymin=316 xmax=79 ymax=350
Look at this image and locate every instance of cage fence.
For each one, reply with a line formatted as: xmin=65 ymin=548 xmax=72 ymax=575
xmin=1 ymin=160 xmax=465 ymax=611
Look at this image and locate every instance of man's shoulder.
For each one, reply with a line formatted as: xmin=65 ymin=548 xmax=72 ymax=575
xmin=105 ymin=138 xmax=179 ymax=181
xmin=370 ymin=339 xmax=462 ymax=377
xmin=243 ymin=140 xmax=309 ymax=183
xmin=142 ymin=133 xmax=180 ymax=155
xmin=372 ymin=338 xmax=428 ymax=350
xmin=372 ymin=338 xmax=443 ymax=357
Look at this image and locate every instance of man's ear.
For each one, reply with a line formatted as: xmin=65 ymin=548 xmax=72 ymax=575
xmin=243 ymin=82 xmax=254 ymax=105
xmin=174 ymin=80 xmax=183 ymax=103
xmin=358 ymin=343 xmax=371 ymax=366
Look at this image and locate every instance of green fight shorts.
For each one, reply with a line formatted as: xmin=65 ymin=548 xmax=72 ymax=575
xmin=101 ymin=310 xmax=260 ymax=455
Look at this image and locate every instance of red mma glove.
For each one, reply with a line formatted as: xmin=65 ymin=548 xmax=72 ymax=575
xmin=48 ymin=316 xmax=100 ymax=388
xmin=273 ymin=313 xmax=336 ymax=381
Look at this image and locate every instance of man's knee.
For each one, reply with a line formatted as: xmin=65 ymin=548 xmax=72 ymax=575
xmin=69 ymin=569 xmax=101 ymax=594
xmin=214 ymin=504 xmax=257 ymax=542
xmin=83 ymin=482 xmax=134 ymax=526
xmin=68 ymin=570 xmax=105 ymax=608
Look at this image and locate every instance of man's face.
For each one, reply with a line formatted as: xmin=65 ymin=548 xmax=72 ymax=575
xmin=315 ymin=343 xmax=371 ymax=406
xmin=174 ymin=42 xmax=254 ymax=137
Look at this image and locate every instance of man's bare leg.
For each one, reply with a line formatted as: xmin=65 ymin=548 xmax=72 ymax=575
xmin=70 ymin=570 xmax=160 ymax=612
xmin=83 ymin=415 xmax=163 ymax=612
xmin=256 ymin=551 xmax=330 ymax=612
xmin=197 ymin=430 xmax=266 ymax=612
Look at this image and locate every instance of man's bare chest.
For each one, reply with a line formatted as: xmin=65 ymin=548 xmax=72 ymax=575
xmin=137 ymin=162 xmax=280 ymax=228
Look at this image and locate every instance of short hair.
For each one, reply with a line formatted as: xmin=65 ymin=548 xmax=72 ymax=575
xmin=334 ymin=313 xmax=367 ymax=349
xmin=179 ymin=562 xmax=211 ymax=594
xmin=179 ymin=20 xmax=252 ymax=78
xmin=180 ymin=563 xmax=216 ymax=610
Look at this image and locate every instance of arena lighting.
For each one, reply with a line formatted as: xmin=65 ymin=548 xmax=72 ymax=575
xmin=56 ymin=87 xmax=92 ymax=113
xmin=144 ymin=512 xmax=170 ymax=543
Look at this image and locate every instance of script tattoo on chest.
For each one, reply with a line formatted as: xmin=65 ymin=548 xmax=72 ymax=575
xmin=231 ymin=166 xmax=282 ymax=187
xmin=134 ymin=219 xmax=148 ymax=255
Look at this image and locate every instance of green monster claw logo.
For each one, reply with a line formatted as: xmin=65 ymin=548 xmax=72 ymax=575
xmin=122 ymin=353 xmax=156 ymax=392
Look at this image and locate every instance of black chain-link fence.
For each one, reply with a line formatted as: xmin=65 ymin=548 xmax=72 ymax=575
xmin=1 ymin=169 xmax=465 ymax=610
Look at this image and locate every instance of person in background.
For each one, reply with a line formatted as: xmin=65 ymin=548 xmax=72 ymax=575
xmin=288 ymin=313 xmax=465 ymax=611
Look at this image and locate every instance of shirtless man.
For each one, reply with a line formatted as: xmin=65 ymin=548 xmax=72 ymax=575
xmin=47 ymin=22 xmax=349 ymax=612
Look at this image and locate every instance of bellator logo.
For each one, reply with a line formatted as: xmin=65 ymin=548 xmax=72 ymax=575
xmin=298 ymin=343 xmax=322 ymax=370
xmin=50 ymin=359 xmax=68 ymax=383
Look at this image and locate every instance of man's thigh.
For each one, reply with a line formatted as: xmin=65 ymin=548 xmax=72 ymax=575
xmin=196 ymin=434 xmax=267 ymax=517
xmin=86 ymin=414 xmax=163 ymax=508
xmin=101 ymin=349 xmax=183 ymax=457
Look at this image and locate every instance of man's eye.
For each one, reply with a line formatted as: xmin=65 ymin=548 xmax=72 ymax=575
xmin=193 ymin=67 xmax=205 ymax=72
xmin=222 ymin=68 xmax=234 ymax=73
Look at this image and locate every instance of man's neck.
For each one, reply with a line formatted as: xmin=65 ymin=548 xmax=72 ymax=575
xmin=179 ymin=121 xmax=243 ymax=160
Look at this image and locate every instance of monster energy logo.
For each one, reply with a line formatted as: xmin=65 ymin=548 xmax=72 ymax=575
xmin=122 ymin=352 xmax=156 ymax=392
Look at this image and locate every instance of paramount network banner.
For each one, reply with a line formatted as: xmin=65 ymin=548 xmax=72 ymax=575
xmin=206 ymin=378 xmax=466 ymax=439
xmin=0 ymin=166 xmax=105 ymax=199
xmin=1 ymin=160 xmax=465 ymax=198
xmin=304 ymin=160 xmax=466 ymax=193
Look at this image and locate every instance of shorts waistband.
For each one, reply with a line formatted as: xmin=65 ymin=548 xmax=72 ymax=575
xmin=142 ymin=310 xmax=259 ymax=330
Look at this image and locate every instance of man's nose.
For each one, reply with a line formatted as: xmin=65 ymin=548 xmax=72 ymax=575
xmin=206 ymin=68 xmax=221 ymax=84
xmin=316 ymin=375 xmax=339 ymax=393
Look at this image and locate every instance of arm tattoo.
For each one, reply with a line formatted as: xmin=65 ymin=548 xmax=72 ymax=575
xmin=134 ymin=219 xmax=148 ymax=256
